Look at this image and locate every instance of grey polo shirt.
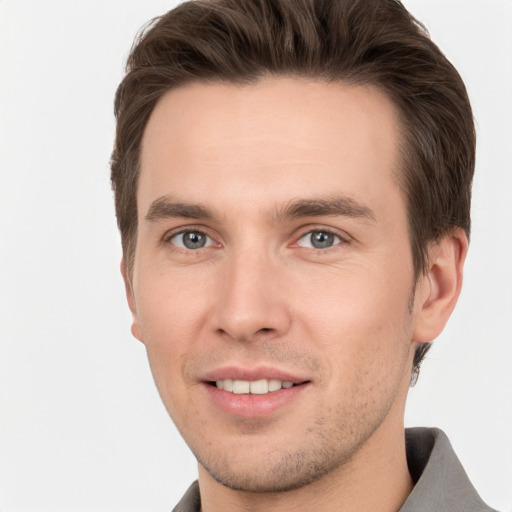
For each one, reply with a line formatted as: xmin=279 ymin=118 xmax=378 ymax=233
xmin=172 ymin=428 xmax=498 ymax=512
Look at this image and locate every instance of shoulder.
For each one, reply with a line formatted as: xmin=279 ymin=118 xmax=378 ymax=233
xmin=172 ymin=481 xmax=201 ymax=512
xmin=401 ymin=428 xmax=499 ymax=512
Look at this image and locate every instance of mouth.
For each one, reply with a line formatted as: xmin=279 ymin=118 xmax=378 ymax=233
xmin=210 ymin=378 xmax=301 ymax=395
xmin=202 ymin=369 xmax=311 ymax=418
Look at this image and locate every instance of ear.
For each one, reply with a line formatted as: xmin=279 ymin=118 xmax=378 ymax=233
xmin=412 ymin=228 xmax=468 ymax=343
xmin=120 ymin=258 xmax=144 ymax=343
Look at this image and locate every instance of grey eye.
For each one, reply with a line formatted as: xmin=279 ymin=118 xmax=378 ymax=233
xmin=298 ymin=230 xmax=340 ymax=249
xmin=171 ymin=231 xmax=211 ymax=250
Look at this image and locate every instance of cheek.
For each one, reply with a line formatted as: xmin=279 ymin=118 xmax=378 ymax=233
xmin=294 ymin=261 xmax=414 ymax=377
xmin=134 ymin=271 xmax=212 ymax=393
xmin=299 ymin=262 xmax=412 ymax=333
xmin=137 ymin=265 xmax=212 ymax=337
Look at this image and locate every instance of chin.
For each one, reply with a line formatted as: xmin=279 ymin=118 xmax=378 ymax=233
xmin=195 ymin=437 xmax=359 ymax=494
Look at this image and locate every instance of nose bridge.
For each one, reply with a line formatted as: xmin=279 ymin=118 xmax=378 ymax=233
xmin=212 ymin=244 xmax=290 ymax=342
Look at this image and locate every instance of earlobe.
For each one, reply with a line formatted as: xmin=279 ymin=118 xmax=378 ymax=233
xmin=120 ymin=258 xmax=144 ymax=343
xmin=412 ymin=229 xmax=468 ymax=343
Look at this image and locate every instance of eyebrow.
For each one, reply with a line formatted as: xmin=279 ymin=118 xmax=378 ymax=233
xmin=145 ymin=196 xmax=215 ymax=222
xmin=273 ymin=197 xmax=376 ymax=223
xmin=145 ymin=195 xmax=376 ymax=224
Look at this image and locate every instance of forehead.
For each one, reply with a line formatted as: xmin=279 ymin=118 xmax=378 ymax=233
xmin=138 ymin=77 xmax=403 ymax=218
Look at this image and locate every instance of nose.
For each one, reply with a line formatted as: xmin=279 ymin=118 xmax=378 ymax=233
xmin=211 ymin=251 xmax=292 ymax=343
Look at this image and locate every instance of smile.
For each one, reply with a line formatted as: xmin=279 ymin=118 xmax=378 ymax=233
xmin=214 ymin=379 xmax=295 ymax=395
xmin=204 ymin=374 xmax=310 ymax=417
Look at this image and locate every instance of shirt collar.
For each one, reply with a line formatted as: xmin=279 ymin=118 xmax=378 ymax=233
xmin=399 ymin=427 xmax=496 ymax=512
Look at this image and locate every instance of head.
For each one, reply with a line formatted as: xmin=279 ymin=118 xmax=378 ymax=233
xmin=110 ymin=0 xmax=474 ymax=496
xmin=111 ymin=0 xmax=475 ymax=378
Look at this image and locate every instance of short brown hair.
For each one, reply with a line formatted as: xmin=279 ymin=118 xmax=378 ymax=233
xmin=111 ymin=0 xmax=475 ymax=374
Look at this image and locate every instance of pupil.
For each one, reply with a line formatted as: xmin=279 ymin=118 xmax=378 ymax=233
xmin=184 ymin=231 xmax=206 ymax=249
xmin=311 ymin=231 xmax=334 ymax=249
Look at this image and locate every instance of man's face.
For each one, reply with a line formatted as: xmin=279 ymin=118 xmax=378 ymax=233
xmin=127 ymin=78 xmax=424 ymax=492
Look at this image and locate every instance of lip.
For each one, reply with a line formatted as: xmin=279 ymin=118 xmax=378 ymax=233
xmin=200 ymin=365 xmax=311 ymax=418
xmin=203 ymin=382 xmax=309 ymax=418
xmin=201 ymin=365 xmax=309 ymax=383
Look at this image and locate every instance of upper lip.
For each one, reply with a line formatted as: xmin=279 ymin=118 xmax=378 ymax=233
xmin=201 ymin=365 xmax=310 ymax=384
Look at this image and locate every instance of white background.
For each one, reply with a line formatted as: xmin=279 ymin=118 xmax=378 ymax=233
xmin=0 ymin=1 xmax=510 ymax=510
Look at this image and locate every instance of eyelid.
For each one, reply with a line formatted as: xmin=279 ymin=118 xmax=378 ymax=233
xmin=291 ymin=225 xmax=351 ymax=248
xmin=162 ymin=225 xmax=221 ymax=250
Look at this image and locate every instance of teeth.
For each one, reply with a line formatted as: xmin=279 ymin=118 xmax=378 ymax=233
xmin=268 ymin=379 xmax=282 ymax=392
xmin=250 ymin=379 xmax=268 ymax=395
xmin=232 ymin=380 xmax=250 ymax=394
xmin=215 ymin=378 xmax=295 ymax=395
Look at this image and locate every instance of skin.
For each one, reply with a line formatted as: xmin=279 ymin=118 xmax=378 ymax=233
xmin=123 ymin=77 xmax=467 ymax=512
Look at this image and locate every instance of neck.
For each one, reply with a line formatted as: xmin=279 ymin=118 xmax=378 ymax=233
xmin=198 ymin=416 xmax=413 ymax=512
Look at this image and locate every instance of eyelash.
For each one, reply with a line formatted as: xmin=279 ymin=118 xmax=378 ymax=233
xmin=162 ymin=226 xmax=350 ymax=253
xmin=294 ymin=228 xmax=349 ymax=252
xmin=163 ymin=228 xmax=216 ymax=251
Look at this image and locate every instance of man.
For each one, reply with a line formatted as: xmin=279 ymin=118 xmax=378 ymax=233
xmin=110 ymin=0 xmax=498 ymax=510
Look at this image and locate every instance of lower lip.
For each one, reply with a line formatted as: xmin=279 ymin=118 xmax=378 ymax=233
xmin=203 ymin=383 xmax=309 ymax=418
